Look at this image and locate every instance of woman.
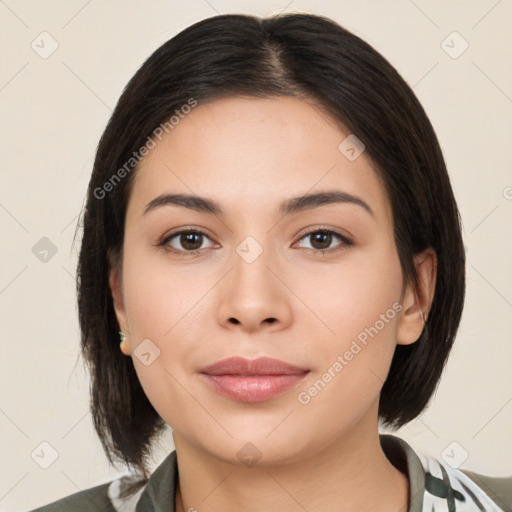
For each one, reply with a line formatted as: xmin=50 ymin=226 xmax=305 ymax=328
xmin=31 ymin=12 xmax=511 ymax=512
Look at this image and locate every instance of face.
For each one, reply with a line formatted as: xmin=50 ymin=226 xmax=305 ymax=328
xmin=110 ymin=96 xmax=429 ymax=466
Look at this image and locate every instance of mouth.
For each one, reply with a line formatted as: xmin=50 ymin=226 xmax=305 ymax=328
xmin=199 ymin=356 xmax=310 ymax=403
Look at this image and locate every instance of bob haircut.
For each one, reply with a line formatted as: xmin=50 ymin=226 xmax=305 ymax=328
xmin=76 ymin=12 xmax=465 ymax=496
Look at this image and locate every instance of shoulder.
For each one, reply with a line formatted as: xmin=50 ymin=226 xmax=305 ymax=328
xmin=382 ymin=434 xmax=512 ymax=511
xmin=28 ymin=452 xmax=172 ymax=512
xmin=459 ymin=468 xmax=512 ymax=511
xmin=29 ymin=481 xmax=115 ymax=512
xmin=419 ymin=452 xmax=512 ymax=511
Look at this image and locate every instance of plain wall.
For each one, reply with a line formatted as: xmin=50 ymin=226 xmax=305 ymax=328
xmin=0 ymin=0 xmax=511 ymax=510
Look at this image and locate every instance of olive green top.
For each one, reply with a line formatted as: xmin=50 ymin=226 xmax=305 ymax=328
xmin=30 ymin=434 xmax=512 ymax=512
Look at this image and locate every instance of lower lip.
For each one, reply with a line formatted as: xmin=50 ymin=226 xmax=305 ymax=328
xmin=201 ymin=373 xmax=308 ymax=402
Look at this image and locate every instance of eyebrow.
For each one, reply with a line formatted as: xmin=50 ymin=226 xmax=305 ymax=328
xmin=143 ymin=190 xmax=374 ymax=218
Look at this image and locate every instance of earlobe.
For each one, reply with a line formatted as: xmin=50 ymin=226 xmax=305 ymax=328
xmin=396 ymin=248 xmax=437 ymax=346
xmin=119 ymin=330 xmax=131 ymax=356
xmin=109 ymin=267 xmax=131 ymax=355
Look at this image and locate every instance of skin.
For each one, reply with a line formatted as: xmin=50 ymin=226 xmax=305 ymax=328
xmin=109 ymin=96 xmax=437 ymax=512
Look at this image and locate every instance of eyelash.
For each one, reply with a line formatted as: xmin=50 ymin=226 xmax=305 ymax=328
xmin=158 ymin=226 xmax=353 ymax=258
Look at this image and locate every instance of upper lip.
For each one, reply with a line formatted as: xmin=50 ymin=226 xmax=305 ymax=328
xmin=200 ymin=356 xmax=310 ymax=376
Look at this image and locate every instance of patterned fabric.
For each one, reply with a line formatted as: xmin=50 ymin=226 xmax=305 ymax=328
xmin=107 ymin=475 xmax=147 ymax=512
xmin=105 ymin=436 xmax=509 ymax=512
xmin=418 ymin=455 xmax=506 ymax=511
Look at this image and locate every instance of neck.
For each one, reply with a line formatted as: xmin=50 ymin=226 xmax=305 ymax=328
xmin=172 ymin=417 xmax=410 ymax=512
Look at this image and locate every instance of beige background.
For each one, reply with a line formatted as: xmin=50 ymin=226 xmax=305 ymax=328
xmin=0 ymin=0 xmax=511 ymax=510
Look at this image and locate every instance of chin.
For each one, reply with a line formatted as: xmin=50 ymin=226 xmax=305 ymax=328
xmin=194 ymin=428 xmax=316 ymax=468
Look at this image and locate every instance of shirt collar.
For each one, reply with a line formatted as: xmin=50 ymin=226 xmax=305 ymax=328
xmin=135 ymin=450 xmax=177 ymax=512
xmin=135 ymin=433 xmax=425 ymax=512
xmin=380 ymin=434 xmax=427 ymax=512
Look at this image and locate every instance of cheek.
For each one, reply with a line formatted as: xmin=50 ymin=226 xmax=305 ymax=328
xmin=121 ymin=248 xmax=207 ymax=428
xmin=296 ymin=246 xmax=403 ymax=404
xmin=301 ymin=244 xmax=403 ymax=350
xmin=120 ymin=244 xmax=213 ymax=402
xmin=122 ymin=241 xmax=210 ymax=341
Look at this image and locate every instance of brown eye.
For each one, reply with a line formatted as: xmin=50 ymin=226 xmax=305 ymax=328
xmin=309 ymin=231 xmax=333 ymax=250
xmin=178 ymin=232 xmax=203 ymax=251
xmin=161 ymin=229 xmax=214 ymax=255
xmin=297 ymin=229 xmax=352 ymax=254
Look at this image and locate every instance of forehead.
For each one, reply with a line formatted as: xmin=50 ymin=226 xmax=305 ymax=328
xmin=129 ymin=96 xmax=391 ymax=223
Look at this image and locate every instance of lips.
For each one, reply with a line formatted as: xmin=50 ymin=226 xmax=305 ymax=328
xmin=199 ymin=356 xmax=310 ymax=403
xmin=201 ymin=356 xmax=309 ymax=376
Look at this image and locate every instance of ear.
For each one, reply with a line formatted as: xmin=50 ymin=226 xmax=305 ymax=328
xmin=396 ymin=248 xmax=437 ymax=346
xmin=109 ymin=263 xmax=131 ymax=356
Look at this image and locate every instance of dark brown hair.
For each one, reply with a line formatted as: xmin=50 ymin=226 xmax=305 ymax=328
xmin=76 ymin=12 xmax=465 ymax=497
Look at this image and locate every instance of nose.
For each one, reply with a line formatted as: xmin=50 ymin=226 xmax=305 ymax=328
xmin=216 ymin=240 xmax=293 ymax=334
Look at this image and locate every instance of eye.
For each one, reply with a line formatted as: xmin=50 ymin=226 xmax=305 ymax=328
xmin=160 ymin=229 xmax=215 ymax=256
xmin=159 ymin=227 xmax=352 ymax=257
xmin=295 ymin=228 xmax=352 ymax=254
